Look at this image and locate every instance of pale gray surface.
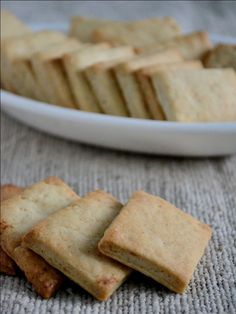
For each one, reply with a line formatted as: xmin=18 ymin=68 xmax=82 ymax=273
xmin=1 ymin=1 xmax=236 ymax=313
xmin=2 ymin=0 xmax=236 ymax=36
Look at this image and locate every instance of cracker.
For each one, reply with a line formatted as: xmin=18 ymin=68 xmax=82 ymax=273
xmin=1 ymin=177 xmax=79 ymax=298
xmin=1 ymin=184 xmax=23 ymax=201
xmin=1 ymin=10 xmax=31 ymax=40
xmin=140 ymin=60 xmax=203 ymax=76
xmin=114 ymin=49 xmax=183 ymax=119
xmin=23 ymin=190 xmax=132 ymax=301
xmin=64 ymin=45 xmax=134 ymax=113
xmin=63 ymin=43 xmax=112 ymax=112
xmin=151 ymin=68 xmax=236 ymax=122
xmin=0 ymin=184 xmax=23 ymax=276
xmin=203 ymin=44 xmax=236 ymax=71
xmin=92 ymin=17 xmax=181 ymax=47
xmin=119 ymin=49 xmax=183 ymax=72
xmin=137 ymin=31 xmax=212 ymax=60
xmin=13 ymin=246 xmax=64 ymax=298
xmin=85 ymin=50 xmax=135 ymax=116
xmin=137 ymin=60 xmax=203 ymax=120
xmin=99 ymin=191 xmax=212 ymax=293
xmin=31 ymin=39 xmax=82 ymax=108
xmin=0 ymin=11 xmax=31 ymax=89
xmin=0 ymin=247 xmax=18 ymax=276
xmin=128 ymin=17 xmax=181 ymax=37
xmin=1 ymin=31 xmax=66 ymax=98
xmin=69 ymin=16 xmax=114 ymax=42
xmin=93 ymin=24 xmax=152 ymax=47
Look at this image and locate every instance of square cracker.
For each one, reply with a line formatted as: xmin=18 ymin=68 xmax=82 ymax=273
xmin=63 ymin=43 xmax=113 ymax=112
xmin=137 ymin=60 xmax=203 ymax=120
xmin=1 ymin=31 xmax=66 ymax=98
xmin=0 ymin=177 xmax=79 ymax=298
xmin=84 ymin=49 xmax=135 ymax=116
xmin=99 ymin=191 xmax=212 ymax=293
xmin=0 ymin=184 xmax=23 ymax=276
xmin=114 ymin=49 xmax=183 ymax=119
xmin=1 ymin=184 xmax=23 ymax=202
xmin=69 ymin=16 xmax=114 ymax=42
xmin=0 ymin=10 xmax=31 ymax=89
xmin=92 ymin=17 xmax=181 ymax=47
xmin=203 ymin=44 xmax=236 ymax=71
xmin=31 ymin=39 xmax=82 ymax=108
xmin=23 ymin=190 xmax=132 ymax=301
xmin=137 ymin=31 xmax=212 ymax=60
xmin=64 ymin=45 xmax=134 ymax=114
xmin=1 ymin=10 xmax=31 ymax=40
xmin=152 ymin=68 xmax=236 ymax=122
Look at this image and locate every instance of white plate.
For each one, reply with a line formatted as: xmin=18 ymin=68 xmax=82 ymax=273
xmin=1 ymin=25 xmax=236 ymax=157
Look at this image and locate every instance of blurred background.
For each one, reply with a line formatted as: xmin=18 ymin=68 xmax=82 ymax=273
xmin=2 ymin=0 xmax=236 ymax=36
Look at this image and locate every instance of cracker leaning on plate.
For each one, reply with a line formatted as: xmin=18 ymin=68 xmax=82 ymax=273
xmin=99 ymin=191 xmax=212 ymax=293
xmin=1 ymin=31 xmax=66 ymax=98
xmin=23 ymin=190 xmax=132 ymax=301
xmin=63 ymin=43 xmax=133 ymax=112
xmin=152 ymin=68 xmax=236 ymax=122
xmin=63 ymin=43 xmax=122 ymax=112
xmin=64 ymin=45 xmax=135 ymax=114
xmin=114 ymin=49 xmax=183 ymax=119
xmin=0 ymin=10 xmax=31 ymax=89
xmin=85 ymin=50 xmax=136 ymax=117
xmin=0 ymin=184 xmax=23 ymax=276
xmin=31 ymin=38 xmax=82 ymax=108
xmin=137 ymin=60 xmax=203 ymax=120
xmin=1 ymin=176 xmax=79 ymax=298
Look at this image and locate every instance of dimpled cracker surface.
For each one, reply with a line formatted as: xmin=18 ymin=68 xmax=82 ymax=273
xmin=23 ymin=190 xmax=132 ymax=301
xmin=152 ymin=68 xmax=236 ymax=122
xmin=99 ymin=191 xmax=212 ymax=293
xmin=137 ymin=60 xmax=203 ymax=120
xmin=1 ymin=177 xmax=79 ymax=298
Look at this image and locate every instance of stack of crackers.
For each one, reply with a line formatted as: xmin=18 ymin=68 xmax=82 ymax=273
xmin=1 ymin=10 xmax=236 ymax=121
xmin=1 ymin=177 xmax=212 ymax=300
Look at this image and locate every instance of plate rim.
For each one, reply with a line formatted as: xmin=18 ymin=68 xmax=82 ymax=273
xmin=2 ymin=90 xmax=236 ymax=134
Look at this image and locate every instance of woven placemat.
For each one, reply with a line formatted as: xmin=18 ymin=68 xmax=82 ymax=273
xmin=1 ymin=113 xmax=236 ymax=313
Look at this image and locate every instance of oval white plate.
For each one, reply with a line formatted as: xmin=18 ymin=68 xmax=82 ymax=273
xmin=1 ymin=25 xmax=236 ymax=157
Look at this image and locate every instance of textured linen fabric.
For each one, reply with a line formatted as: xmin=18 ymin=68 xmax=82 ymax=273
xmin=1 ymin=1 xmax=236 ymax=313
xmin=1 ymin=114 xmax=236 ymax=314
